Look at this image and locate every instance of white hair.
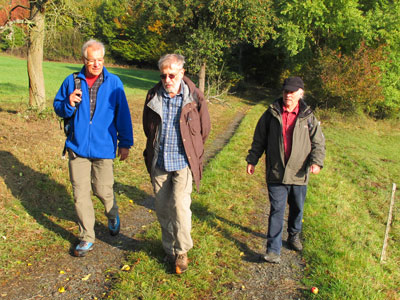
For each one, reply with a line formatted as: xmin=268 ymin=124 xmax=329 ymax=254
xmin=82 ymin=39 xmax=105 ymax=58
xmin=158 ymin=53 xmax=185 ymax=70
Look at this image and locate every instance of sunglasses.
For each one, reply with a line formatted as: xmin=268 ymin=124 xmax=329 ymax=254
xmin=84 ymin=57 xmax=104 ymax=65
xmin=160 ymin=73 xmax=178 ymax=80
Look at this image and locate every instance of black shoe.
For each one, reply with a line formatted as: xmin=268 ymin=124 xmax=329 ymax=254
xmin=108 ymin=213 xmax=120 ymax=236
xmin=288 ymin=232 xmax=303 ymax=251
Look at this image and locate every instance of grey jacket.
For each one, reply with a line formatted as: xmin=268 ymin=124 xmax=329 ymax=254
xmin=246 ymin=98 xmax=325 ymax=185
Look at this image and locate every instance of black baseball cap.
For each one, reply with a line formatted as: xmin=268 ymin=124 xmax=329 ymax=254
xmin=282 ymin=77 xmax=304 ymax=91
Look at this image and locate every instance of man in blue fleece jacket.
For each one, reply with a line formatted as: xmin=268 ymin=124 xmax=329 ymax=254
xmin=54 ymin=39 xmax=133 ymax=257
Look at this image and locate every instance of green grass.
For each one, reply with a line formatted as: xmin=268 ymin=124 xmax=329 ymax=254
xmin=0 ymin=54 xmax=159 ymax=105
xmin=302 ymin=116 xmax=400 ymax=299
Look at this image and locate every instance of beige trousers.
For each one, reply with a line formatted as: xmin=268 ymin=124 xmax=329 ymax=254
xmin=152 ymin=166 xmax=193 ymax=256
xmin=69 ymin=154 xmax=118 ymax=243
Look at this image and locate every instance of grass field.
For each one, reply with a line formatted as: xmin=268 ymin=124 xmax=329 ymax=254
xmin=1 ymin=54 xmax=399 ymax=299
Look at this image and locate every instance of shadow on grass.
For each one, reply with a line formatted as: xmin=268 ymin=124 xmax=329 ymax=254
xmin=0 ymin=107 xmax=18 ymax=114
xmin=114 ymin=181 xmax=155 ymax=211
xmin=0 ymin=150 xmax=149 ymax=253
xmin=191 ymin=201 xmax=266 ymax=263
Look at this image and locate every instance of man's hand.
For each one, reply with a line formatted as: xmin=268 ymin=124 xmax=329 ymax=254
xmin=69 ymin=89 xmax=82 ymax=107
xmin=247 ymin=164 xmax=255 ymax=175
xmin=310 ymin=164 xmax=321 ymax=174
xmin=118 ymin=148 xmax=129 ymax=161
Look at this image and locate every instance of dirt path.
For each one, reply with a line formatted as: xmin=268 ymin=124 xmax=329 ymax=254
xmin=1 ymin=111 xmax=305 ymax=300
xmin=230 ymin=186 xmax=305 ymax=299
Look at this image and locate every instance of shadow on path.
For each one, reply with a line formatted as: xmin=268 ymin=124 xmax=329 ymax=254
xmin=0 ymin=150 xmax=149 ymax=253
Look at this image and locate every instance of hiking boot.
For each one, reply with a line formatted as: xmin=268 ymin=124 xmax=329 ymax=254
xmin=175 ymin=253 xmax=188 ymax=274
xmin=288 ymin=232 xmax=303 ymax=251
xmin=74 ymin=241 xmax=94 ymax=257
xmin=262 ymin=252 xmax=281 ymax=264
xmin=108 ymin=213 xmax=120 ymax=236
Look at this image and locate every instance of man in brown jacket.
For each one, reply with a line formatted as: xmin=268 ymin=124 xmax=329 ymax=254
xmin=246 ymin=77 xmax=325 ymax=264
xmin=143 ymin=54 xmax=211 ymax=273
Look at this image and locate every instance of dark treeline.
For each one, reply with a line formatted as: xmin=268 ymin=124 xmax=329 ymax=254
xmin=1 ymin=0 xmax=400 ymax=118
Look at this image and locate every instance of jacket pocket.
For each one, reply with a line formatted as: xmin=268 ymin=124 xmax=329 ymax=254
xmin=187 ymin=110 xmax=201 ymax=135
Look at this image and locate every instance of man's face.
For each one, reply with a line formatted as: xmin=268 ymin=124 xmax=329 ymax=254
xmin=83 ymin=46 xmax=104 ymax=77
xmin=160 ymin=63 xmax=184 ymax=95
xmin=283 ymin=88 xmax=303 ymax=109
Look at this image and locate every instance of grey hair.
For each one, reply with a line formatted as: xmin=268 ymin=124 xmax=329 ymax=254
xmin=158 ymin=54 xmax=185 ymax=70
xmin=82 ymin=39 xmax=105 ymax=58
xmin=299 ymin=88 xmax=305 ymax=99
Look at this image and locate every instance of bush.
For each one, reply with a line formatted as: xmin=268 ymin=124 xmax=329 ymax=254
xmin=0 ymin=25 xmax=26 ymax=51
xmin=44 ymin=28 xmax=84 ymax=62
xmin=304 ymin=43 xmax=386 ymax=117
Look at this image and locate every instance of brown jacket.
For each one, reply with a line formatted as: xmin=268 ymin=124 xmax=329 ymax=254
xmin=143 ymin=76 xmax=211 ymax=190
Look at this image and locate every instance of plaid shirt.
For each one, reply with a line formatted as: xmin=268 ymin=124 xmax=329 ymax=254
xmin=88 ymin=72 xmax=104 ymax=120
xmin=156 ymin=84 xmax=189 ymax=172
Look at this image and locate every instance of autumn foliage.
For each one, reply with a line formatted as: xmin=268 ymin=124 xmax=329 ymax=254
xmin=305 ymin=43 xmax=387 ymax=117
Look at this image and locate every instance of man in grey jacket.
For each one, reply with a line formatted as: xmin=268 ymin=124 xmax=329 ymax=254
xmin=246 ymin=77 xmax=325 ymax=264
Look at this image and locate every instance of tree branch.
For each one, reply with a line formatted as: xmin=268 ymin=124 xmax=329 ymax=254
xmin=0 ymin=19 xmax=30 ymax=34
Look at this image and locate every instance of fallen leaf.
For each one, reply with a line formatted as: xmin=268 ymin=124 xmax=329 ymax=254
xmin=58 ymin=287 xmax=65 ymax=293
xmin=81 ymin=274 xmax=91 ymax=281
xmin=59 ymin=270 xmax=65 ymax=274
xmin=121 ymin=265 xmax=130 ymax=271
xmin=239 ymin=252 xmax=244 ymax=257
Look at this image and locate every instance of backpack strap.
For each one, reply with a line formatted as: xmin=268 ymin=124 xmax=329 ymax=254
xmin=62 ymin=72 xmax=81 ymax=157
xmin=73 ymin=72 xmax=81 ymax=91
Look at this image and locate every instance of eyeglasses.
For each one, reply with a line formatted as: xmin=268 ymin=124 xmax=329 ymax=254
xmin=84 ymin=57 xmax=104 ymax=65
xmin=160 ymin=73 xmax=178 ymax=80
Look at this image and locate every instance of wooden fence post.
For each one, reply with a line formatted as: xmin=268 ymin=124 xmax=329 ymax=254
xmin=380 ymin=183 xmax=397 ymax=263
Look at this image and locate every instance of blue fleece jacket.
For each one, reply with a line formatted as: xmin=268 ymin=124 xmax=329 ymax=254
xmin=53 ymin=66 xmax=133 ymax=159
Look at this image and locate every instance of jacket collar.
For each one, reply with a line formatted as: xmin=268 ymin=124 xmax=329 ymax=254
xmin=147 ymin=78 xmax=195 ymax=117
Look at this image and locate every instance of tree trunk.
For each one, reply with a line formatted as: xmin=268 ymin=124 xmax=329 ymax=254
xmin=198 ymin=61 xmax=206 ymax=94
xmin=27 ymin=2 xmax=46 ymax=110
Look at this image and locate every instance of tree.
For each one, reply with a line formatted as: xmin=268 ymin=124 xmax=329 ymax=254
xmin=130 ymin=0 xmax=276 ymax=93
xmin=1 ymin=0 xmax=49 ymax=110
xmin=92 ymin=0 xmax=170 ymax=67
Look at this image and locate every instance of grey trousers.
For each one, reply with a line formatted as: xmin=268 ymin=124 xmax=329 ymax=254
xmin=152 ymin=166 xmax=193 ymax=256
xmin=69 ymin=154 xmax=118 ymax=243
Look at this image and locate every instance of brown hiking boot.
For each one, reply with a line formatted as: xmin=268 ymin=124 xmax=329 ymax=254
xmin=175 ymin=253 xmax=188 ymax=274
xmin=288 ymin=232 xmax=303 ymax=251
xmin=262 ymin=251 xmax=281 ymax=264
